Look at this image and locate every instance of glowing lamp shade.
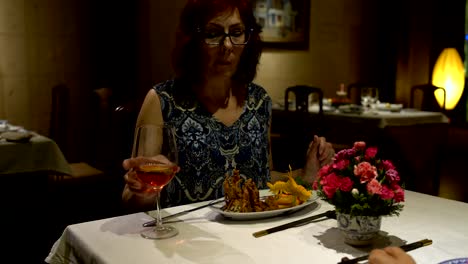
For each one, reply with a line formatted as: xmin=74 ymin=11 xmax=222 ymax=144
xmin=431 ymin=48 xmax=465 ymax=110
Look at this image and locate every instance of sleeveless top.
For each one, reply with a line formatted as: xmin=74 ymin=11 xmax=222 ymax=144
xmin=154 ymin=79 xmax=272 ymax=207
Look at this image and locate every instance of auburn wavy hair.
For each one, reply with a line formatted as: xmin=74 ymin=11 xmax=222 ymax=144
xmin=171 ymin=0 xmax=262 ymax=88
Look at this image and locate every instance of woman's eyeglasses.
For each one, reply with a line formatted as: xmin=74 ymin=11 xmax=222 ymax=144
xmin=198 ymin=28 xmax=253 ymax=45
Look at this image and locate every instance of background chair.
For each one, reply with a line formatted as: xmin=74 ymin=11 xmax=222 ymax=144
xmin=271 ymin=85 xmax=324 ymax=172
xmin=49 ymin=84 xmax=105 ymax=182
xmin=410 ymin=84 xmax=446 ymax=111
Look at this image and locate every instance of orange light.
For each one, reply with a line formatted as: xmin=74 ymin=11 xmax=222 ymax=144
xmin=431 ymin=48 xmax=465 ymax=110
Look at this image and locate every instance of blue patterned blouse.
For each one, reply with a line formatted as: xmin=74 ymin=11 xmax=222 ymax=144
xmin=154 ymin=79 xmax=272 ymax=207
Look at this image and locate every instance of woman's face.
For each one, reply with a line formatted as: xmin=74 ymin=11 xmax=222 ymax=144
xmin=201 ymin=8 xmax=246 ymax=80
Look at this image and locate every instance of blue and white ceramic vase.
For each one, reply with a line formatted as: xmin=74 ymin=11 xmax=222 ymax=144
xmin=336 ymin=212 xmax=382 ymax=246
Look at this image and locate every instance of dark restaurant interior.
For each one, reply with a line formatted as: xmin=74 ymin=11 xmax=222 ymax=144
xmin=1 ymin=0 xmax=468 ymax=263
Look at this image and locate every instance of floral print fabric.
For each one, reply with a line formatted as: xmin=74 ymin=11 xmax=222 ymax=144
xmin=154 ymin=80 xmax=271 ymax=206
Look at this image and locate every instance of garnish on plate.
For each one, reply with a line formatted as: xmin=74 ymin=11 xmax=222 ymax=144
xmin=267 ymin=165 xmax=312 ymax=208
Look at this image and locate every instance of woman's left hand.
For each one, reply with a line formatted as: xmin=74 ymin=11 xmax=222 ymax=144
xmin=303 ymin=135 xmax=334 ymax=182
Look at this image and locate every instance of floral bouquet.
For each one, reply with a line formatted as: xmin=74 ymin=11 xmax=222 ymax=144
xmin=313 ymin=141 xmax=405 ymax=217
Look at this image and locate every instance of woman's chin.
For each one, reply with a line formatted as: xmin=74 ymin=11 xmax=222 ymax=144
xmin=209 ymin=67 xmax=235 ymax=79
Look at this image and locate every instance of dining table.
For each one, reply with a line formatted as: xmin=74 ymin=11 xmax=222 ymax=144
xmin=0 ymin=130 xmax=71 ymax=175
xmin=45 ymin=190 xmax=468 ymax=264
xmin=271 ymin=106 xmax=450 ymax=196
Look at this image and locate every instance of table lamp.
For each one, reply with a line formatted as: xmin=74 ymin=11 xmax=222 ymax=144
xmin=431 ymin=47 xmax=465 ymax=110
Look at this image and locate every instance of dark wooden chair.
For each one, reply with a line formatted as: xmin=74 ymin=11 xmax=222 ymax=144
xmin=271 ymin=85 xmax=324 ymax=171
xmin=49 ymin=84 xmax=105 ymax=182
xmin=410 ymin=84 xmax=446 ymax=111
xmin=48 ymin=84 xmax=135 ymax=226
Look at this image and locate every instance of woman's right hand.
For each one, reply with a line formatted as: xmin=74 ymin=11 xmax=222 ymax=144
xmin=123 ymin=155 xmax=179 ymax=192
xmin=122 ymin=157 xmax=156 ymax=193
xmin=121 ymin=157 xmax=158 ymax=211
xmin=122 ymin=155 xmax=180 ymax=211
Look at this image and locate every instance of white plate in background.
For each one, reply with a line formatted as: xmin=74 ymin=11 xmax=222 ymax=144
xmin=376 ymin=103 xmax=403 ymax=112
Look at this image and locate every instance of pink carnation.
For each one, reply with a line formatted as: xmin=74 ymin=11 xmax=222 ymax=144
xmin=333 ymin=159 xmax=350 ymax=171
xmin=354 ymin=161 xmax=377 ymax=183
xmin=393 ymin=185 xmax=405 ymax=202
xmin=380 ymin=185 xmax=395 ymax=200
xmin=385 ymin=169 xmax=400 ymax=183
xmin=365 ymin=147 xmax=378 ymax=159
xmin=367 ymin=178 xmax=382 ymax=195
xmin=382 ymin=160 xmax=395 ymax=170
xmin=318 ymin=165 xmax=331 ymax=179
xmin=320 ymin=173 xmax=341 ymax=199
xmin=315 ymin=141 xmax=404 ymax=216
xmin=353 ymin=141 xmax=366 ymax=150
xmin=339 ymin=177 xmax=354 ymax=192
xmin=312 ymin=180 xmax=319 ymax=190
xmin=335 ymin=148 xmax=357 ymax=161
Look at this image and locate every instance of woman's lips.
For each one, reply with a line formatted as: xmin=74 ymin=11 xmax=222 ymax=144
xmin=217 ymin=60 xmax=232 ymax=65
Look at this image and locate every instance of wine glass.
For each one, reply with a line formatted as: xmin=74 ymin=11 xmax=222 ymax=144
xmin=360 ymin=87 xmax=379 ymax=110
xmin=132 ymin=124 xmax=179 ymax=239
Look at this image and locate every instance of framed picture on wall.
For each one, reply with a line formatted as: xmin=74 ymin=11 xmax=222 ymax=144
xmin=252 ymin=0 xmax=310 ymax=50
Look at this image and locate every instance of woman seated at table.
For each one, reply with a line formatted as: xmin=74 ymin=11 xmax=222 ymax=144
xmin=122 ymin=0 xmax=334 ymax=211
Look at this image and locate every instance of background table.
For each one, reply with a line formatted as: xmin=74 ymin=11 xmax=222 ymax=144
xmin=271 ymin=108 xmax=449 ymax=195
xmin=0 ymin=132 xmax=72 ymax=263
xmin=0 ymin=134 xmax=71 ymax=175
xmin=46 ymin=190 xmax=468 ymax=264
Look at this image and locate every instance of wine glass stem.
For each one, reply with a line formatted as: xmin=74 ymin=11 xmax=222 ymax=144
xmin=154 ymin=189 xmax=162 ymax=228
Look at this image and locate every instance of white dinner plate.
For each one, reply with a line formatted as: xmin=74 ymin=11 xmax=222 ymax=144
xmin=375 ymin=103 xmax=403 ymax=112
xmin=211 ymin=190 xmax=319 ymax=220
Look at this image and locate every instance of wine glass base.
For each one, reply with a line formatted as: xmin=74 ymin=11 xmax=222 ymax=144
xmin=141 ymin=225 xmax=178 ymax=240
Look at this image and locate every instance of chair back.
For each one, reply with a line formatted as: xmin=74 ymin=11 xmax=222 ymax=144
xmin=271 ymin=86 xmax=324 ymax=171
xmin=410 ymin=84 xmax=446 ymax=111
xmin=284 ymin=85 xmax=323 ymax=113
xmin=50 ymin=84 xmax=70 ymax=158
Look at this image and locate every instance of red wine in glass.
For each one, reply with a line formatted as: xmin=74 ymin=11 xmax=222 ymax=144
xmin=132 ymin=124 xmax=179 ymax=239
xmin=136 ymin=164 xmax=177 ymax=188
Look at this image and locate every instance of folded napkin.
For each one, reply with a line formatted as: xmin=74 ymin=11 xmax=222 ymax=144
xmin=0 ymin=131 xmax=34 ymax=142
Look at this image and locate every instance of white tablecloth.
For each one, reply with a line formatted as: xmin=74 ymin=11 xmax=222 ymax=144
xmin=46 ymin=191 xmax=468 ymax=264
xmin=0 ymin=134 xmax=71 ymax=175
xmin=273 ymin=104 xmax=449 ymax=129
xmin=326 ymin=110 xmax=449 ymax=128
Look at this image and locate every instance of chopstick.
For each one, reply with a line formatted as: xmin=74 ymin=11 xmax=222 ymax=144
xmin=338 ymin=238 xmax=433 ymax=264
xmin=252 ymin=210 xmax=336 ymax=238
xmin=142 ymin=198 xmax=225 ymax=227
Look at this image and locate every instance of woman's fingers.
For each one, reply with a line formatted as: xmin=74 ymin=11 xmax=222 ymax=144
xmin=368 ymin=247 xmax=416 ymax=264
xmin=123 ymin=169 xmax=145 ymax=191
xmin=368 ymin=249 xmax=394 ymax=264
xmin=122 ymin=155 xmax=178 ymax=193
xmin=312 ymin=136 xmax=332 ymax=161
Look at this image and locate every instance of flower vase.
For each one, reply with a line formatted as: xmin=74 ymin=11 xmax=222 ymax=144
xmin=336 ymin=212 xmax=382 ymax=246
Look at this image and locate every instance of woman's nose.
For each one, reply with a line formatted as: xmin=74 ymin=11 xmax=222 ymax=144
xmin=222 ymin=35 xmax=233 ymax=49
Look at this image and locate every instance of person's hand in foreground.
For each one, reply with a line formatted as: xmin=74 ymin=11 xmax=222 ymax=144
xmin=368 ymin=247 xmax=416 ymax=264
